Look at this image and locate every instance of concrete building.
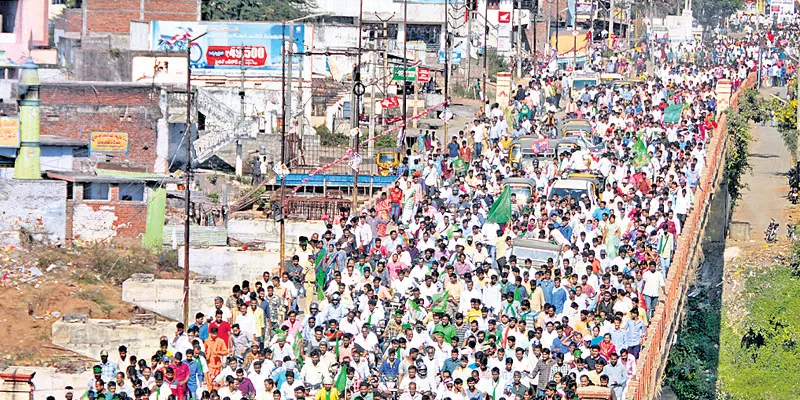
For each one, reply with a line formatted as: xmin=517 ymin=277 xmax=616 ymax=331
xmin=39 ymin=81 xmax=168 ymax=173
xmin=46 ymin=167 xmax=173 ymax=246
xmin=0 ymin=0 xmax=50 ymax=64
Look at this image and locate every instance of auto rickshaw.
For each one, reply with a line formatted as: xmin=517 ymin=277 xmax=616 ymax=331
xmin=502 ymin=178 xmax=536 ymax=204
xmin=510 ymin=137 xmax=556 ymax=169
xmin=561 ymin=118 xmax=593 ymax=139
xmin=564 ymin=169 xmax=606 ymax=196
xmin=611 ymin=78 xmax=644 ymax=92
xmin=376 ymin=148 xmax=400 ymax=176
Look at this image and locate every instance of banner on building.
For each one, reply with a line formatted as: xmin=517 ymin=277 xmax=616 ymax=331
xmin=0 ymin=116 xmax=20 ymax=148
xmin=131 ymin=56 xmax=188 ymax=84
xmin=150 ymin=21 xmax=307 ymax=76
xmin=90 ymin=132 xmax=129 ymax=153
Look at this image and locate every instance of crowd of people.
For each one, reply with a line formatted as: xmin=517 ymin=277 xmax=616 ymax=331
xmin=67 ymin=13 xmax=798 ymax=400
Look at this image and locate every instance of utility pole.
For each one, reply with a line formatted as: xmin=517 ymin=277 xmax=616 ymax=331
xmin=402 ymin=0 xmax=409 ymax=150
xmin=183 ymin=31 xmax=206 ymax=327
xmin=516 ymin=0 xmax=522 ymax=79
xmin=444 ymin=0 xmax=450 ymax=139
xmin=482 ymin=0 xmax=488 ymax=108
xmin=375 ymin=13 xmax=395 ymax=130
xmin=556 ymin=0 xmax=560 ymax=53
xmin=235 ymin=47 xmax=246 ymax=177
xmin=279 ymin=21 xmax=287 ymax=274
xmin=352 ymin=0 xmax=364 ymax=213
xmin=608 ymin=0 xmax=615 ymax=48
xmin=467 ymin=7 xmax=473 ymax=86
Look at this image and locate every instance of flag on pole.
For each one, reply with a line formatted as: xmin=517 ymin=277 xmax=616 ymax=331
xmin=335 ymin=365 xmax=348 ymax=393
xmin=485 ymin=186 xmax=512 ymax=224
xmin=631 ymin=136 xmax=651 ymax=170
xmin=315 ymin=248 xmax=327 ymax=301
xmin=430 ymin=290 xmax=449 ymax=314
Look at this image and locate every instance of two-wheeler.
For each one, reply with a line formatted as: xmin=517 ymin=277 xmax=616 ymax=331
xmin=765 ymin=218 xmax=779 ymax=243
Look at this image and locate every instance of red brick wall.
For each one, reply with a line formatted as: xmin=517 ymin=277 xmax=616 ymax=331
xmin=40 ymin=83 xmax=161 ymax=168
xmin=54 ymin=8 xmax=83 ymax=33
xmin=55 ymin=0 xmax=198 ymax=35
xmin=66 ymin=184 xmax=149 ymax=245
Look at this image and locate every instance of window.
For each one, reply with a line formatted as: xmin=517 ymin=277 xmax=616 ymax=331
xmin=66 ymin=182 xmax=73 ymax=200
xmin=119 ymin=183 xmax=145 ymax=201
xmin=82 ymin=183 xmax=110 ymax=200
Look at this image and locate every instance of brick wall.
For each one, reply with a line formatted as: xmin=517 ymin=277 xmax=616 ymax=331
xmin=54 ymin=0 xmax=198 ymax=36
xmin=54 ymin=8 xmax=83 ymax=33
xmin=40 ymin=83 xmax=162 ymax=169
xmin=67 ymin=183 xmax=148 ymax=245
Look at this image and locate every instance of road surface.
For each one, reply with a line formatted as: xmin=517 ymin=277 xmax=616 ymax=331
xmin=732 ymin=86 xmax=793 ymax=235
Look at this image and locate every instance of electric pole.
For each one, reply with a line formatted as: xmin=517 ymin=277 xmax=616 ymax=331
xmin=482 ymin=0 xmax=489 ymax=108
xmin=352 ymin=0 xmax=364 ymax=212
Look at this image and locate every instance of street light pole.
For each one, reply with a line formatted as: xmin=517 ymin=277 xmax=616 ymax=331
xmin=183 ymin=31 xmax=206 ymax=327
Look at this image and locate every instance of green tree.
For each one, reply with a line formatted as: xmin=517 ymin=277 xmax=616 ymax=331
xmin=724 ymin=110 xmax=754 ymax=207
xmin=202 ymin=0 xmax=316 ymax=22
xmin=693 ymin=0 xmax=744 ymax=29
xmin=772 ymin=80 xmax=799 ymax=163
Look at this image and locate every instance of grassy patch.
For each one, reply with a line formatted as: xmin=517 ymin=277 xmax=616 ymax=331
xmin=718 ymin=266 xmax=800 ymax=400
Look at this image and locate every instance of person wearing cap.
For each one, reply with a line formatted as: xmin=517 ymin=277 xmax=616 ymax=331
xmin=97 ymin=350 xmax=117 ymax=382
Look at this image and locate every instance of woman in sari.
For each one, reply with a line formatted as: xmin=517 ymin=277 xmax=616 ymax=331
xmin=604 ymin=214 xmax=621 ymax=259
xmin=400 ymin=180 xmax=416 ymax=225
xmin=375 ymin=192 xmax=391 ymax=237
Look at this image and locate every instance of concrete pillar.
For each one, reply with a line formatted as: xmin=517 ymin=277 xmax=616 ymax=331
xmin=14 ymin=58 xmax=42 ymax=180
xmin=235 ymin=140 xmax=244 ymax=176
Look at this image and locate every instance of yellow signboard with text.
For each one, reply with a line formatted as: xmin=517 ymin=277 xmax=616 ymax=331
xmin=90 ymin=132 xmax=129 ymax=153
xmin=0 ymin=116 xmax=20 ymax=148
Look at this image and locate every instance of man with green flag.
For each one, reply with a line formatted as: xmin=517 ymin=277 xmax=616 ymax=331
xmin=485 ymin=186 xmax=512 ymax=225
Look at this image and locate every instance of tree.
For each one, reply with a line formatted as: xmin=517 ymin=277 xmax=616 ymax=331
xmin=201 ymin=0 xmax=316 ymax=22
xmin=693 ymin=0 xmax=744 ymax=28
xmin=773 ymin=80 xmax=799 ymax=163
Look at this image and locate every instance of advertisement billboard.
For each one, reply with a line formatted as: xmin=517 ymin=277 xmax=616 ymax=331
xmin=150 ymin=21 xmax=308 ymax=76
xmin=131 ymin=56 xmax=188 ymax=84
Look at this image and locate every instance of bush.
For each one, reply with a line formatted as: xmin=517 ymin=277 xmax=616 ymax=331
xmin=374 ymin=133 xmax=396 ymax=149
xmin=718 ymin=266 xmax=800 ymax=400
xmin=316 ymin=124 xmax=350 ymax=147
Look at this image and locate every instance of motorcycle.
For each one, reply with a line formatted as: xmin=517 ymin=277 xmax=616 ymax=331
xmin=765 ymin=218 xmax=779 ymax=243
xmin=790 ymin=188 xmax=798 ymax=204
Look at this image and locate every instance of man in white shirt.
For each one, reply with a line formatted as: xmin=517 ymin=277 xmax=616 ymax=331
xmin=641 ymin=262 xmax=666 ymax=321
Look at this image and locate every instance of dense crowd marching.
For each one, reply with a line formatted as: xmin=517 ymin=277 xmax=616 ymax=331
xmin=67 ymin=13 xmax=799 ymax=400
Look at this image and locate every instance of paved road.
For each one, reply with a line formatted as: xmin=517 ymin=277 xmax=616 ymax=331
xmin=731 ymin=86 xmax=793 ymax=234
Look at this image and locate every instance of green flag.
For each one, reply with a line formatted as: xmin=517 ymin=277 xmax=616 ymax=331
xmin=430 ymin=290 xmax=449 ymax=314
xmin=631 ymin=136 xmax=651 ymax=170
xmin=453 ymin=157 xmax=468 ymax=175
xmin=292 ymin=331 xmax=304 ymax=367
xmin=486 ymin=186 xmax=512 ymax=224
xmin=315 ymin=249 xmax=327 ymax=301
xmin=335 ymin=365 xmax=347 ymax=393
xmin=408 ymin=298 xmax=422 ymax=313
xmin=663 ymin=104 xmax=683 ymax=123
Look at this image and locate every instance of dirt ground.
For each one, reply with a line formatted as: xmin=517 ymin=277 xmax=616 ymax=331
xmin=0 ymin=244 xmax=181 ymax=367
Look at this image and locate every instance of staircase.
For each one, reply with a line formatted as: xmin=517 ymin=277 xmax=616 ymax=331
xmin=193 ymin=88 xmax=259 ymax=164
